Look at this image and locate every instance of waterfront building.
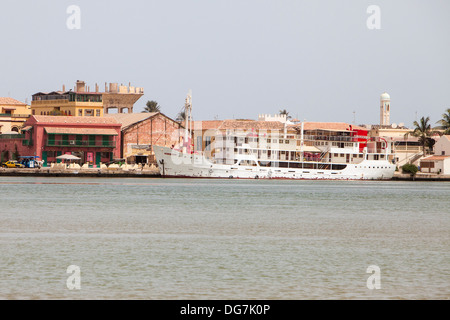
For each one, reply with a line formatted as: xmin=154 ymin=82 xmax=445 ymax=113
xmin=106 ymin=112 xmax=182 ymax=164
xmin=419 ymin=155 xmax=450 ymax=175
xmin=366 ymin=124 xmax=421 ymax=167
xmin=30 ymin=80 xmax=144 ymax=117
xmin=0 ymin=97 xmax=31 ymax=133
xmin=15 ymin=115 xmax=122 ymax=167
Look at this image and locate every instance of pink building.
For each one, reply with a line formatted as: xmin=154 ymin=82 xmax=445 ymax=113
xmin=11 ymin=115 xmax=122 ymax=167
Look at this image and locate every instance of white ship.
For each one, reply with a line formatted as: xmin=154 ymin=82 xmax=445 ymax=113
xmin=154 ymin=93 xmax=396 ymax=180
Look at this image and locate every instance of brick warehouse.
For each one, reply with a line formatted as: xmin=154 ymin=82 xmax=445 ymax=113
xmin=1 ymin=115 xmax=122 ymax=167
xmin=106 ymin=112 xmax=183 ymax=164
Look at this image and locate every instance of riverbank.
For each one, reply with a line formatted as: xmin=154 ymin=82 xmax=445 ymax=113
xmin=393 ymin=171 xmax=450 ymax=181
xmin=0 ymin=167 xmax=161 ymax=177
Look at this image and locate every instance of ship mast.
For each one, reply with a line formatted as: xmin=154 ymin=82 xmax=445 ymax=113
xmin=183 ymin=90 xmax=192 ymax=153
xmin=300 ymin=120 xmax=304 ymax=161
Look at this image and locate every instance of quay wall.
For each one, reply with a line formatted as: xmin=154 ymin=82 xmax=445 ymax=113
xmin=0 ymin=167 xmax=161 ymax=178
xmin=393 ymin=172 xmax=450 ymax=181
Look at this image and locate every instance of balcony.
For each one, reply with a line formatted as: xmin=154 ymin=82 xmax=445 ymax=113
xmin=31 ymin=99 xmax=69 ymax=105
xmin=0 ymin=113 xmax=31 ymax=118
xmin=0 ymin=134 xmax=25 ymax=139
xmin=46 ymin=139 xmax=116 ymax=148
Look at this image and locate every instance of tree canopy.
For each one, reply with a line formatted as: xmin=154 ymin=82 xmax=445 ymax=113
xmin=279 ymin=109 xmax=292 ymax=119
xmin=436 ymin=108 xmax=450 ymax=134
xmin=143 ymin=100 xmax=161 ymax=113
xmin=405 ymin=116 xmax=439 ymax=155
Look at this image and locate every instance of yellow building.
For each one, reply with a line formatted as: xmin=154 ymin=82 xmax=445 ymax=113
xmin=0 ymin=97 xmax=31 ymax=133
xmin=31 ymin=80 xmax=144 ymax=117
xmin=31 ymin=80 xmax=104 ymax=117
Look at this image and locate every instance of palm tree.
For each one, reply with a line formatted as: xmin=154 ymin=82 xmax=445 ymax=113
xmin=143 ymin=100 xmax=161 ymax=113
xmin=405 ymin=116 xmax=439 ymax=155
xmin=176 ymin=110 xmax=186 ymax=122
xmin=436 ymin=108 xmax=450 ymax=134
xmin=279 ymin=109 xmax=292 ymax=119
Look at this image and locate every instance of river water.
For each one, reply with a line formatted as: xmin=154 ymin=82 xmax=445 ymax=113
xmin=0 ymin=176 xmax=448 ymax=299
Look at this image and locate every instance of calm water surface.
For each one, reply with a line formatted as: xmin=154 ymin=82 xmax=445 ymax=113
xmin=0 ymin=176 xmax=448 ymax=299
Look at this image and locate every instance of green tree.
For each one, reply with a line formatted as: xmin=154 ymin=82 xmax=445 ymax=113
xmin=405 ymin=116 xmax=440 ymax=155
xmin=401 ymin=163 xmax=418 ymax=176
xmin=436 ymin=108 xmax=450 ymax=134
xmin=143 ymin=100 xmax=161 ymax=113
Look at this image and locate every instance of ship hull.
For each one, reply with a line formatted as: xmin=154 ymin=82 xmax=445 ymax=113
xmin=154 ymin=146 xmax=396 ymax=180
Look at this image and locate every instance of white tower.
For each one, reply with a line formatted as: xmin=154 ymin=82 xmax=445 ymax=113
xmin=380 ymin=92 xmax=390 ymax=126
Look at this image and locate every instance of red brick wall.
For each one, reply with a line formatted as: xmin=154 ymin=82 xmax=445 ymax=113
xmin=122 ymin=113 xmax=182 ymax=161
xmin=0 ymin=138 xmax=34 ymax=162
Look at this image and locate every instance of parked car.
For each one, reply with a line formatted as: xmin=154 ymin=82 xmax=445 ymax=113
xmin=1 ymin=160 xmax=25 ymax=168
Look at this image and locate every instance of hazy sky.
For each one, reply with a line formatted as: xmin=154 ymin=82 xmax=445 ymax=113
xmin=1 ymin=0 xmax=449 ymax=127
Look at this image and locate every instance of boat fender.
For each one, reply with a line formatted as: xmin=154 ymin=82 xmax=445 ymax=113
xmin=209 ymin=169 xmax=213 ymax=174
xmin=255 ymin=175 xmax=259 ymax=179
xmin=229 ymin=175 xmax=233 ymax=179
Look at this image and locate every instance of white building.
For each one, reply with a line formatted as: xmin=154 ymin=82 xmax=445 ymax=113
xmin=258 ymin=114 xmax=295 ymax=124
xmin=434 ymin=135 xmax=450 ymax=156
xmin=380 ymin=92 xmax=390 ymax=126
xmin=420 ymin=155 xmax=450 ymax=175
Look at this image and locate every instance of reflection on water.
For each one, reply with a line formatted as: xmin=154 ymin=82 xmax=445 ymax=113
xmin=0 ymin=177 xmax=449 ymax=299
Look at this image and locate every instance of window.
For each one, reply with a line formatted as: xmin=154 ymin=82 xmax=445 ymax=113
xmin=78 ymin=109 xmax=83 ymax=116
xmin=96 ymin=109 xmax=101 ymax=117
xmin=205 ymin=136 xmax=211 ymax=151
